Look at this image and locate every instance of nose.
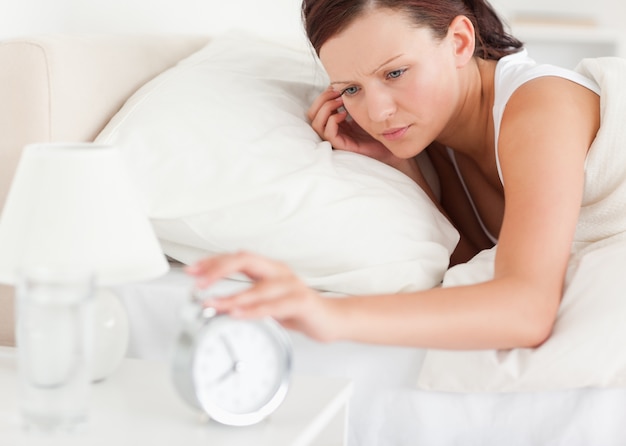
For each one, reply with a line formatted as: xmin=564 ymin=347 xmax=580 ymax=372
xmin=366 ymin=87 xmax=396 ymax=122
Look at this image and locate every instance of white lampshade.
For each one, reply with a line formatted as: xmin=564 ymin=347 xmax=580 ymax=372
xmin=0 ymin=143 xmax=169 ymax=286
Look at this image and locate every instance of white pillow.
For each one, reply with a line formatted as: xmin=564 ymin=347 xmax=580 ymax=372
xmin=95 ymin=33 xmax=458 ymax=295
xmin=417 ymin=241 xmax=626 ymax=392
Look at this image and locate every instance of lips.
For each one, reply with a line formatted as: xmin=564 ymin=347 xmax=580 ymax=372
xmin=381 ymin=126 xmax=409 ymax=141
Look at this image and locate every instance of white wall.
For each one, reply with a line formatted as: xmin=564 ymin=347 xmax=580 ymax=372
xmin=2 ymin=0 xmax=623 ymax=38
xmin=0 ymin=0 xmax=305 ymax=40
xmin=492 ymin=0 xmax=626 ymax=67
xmin=1 ymin=0 xmax=624 ymax=66
xmin=493 ymin=0 xmax=626 ymax=29
xmin=1 ymin=0 xmax=71 ymax=38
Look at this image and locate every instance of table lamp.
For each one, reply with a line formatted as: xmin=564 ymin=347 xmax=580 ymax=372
xmin=0 ymin=143 xmax=170 ymax=381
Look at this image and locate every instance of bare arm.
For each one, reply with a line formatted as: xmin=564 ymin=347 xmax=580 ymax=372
xmin=340 ymin=78 xmax=599 ymax=349
xmin=188 ymin=77 xmax=600 ymax=351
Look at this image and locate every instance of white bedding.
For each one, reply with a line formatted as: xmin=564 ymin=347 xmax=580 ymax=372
xmin=116 ymin=266 xmax=626 ymax=446
xmin=101 ymin=27 xmax=626 ymax=445
xmin=103 ymin=38 xmax=626 ymax=443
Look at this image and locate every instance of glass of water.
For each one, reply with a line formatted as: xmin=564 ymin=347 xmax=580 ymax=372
xmin=15 ymin=268 xmax=94 ymax=433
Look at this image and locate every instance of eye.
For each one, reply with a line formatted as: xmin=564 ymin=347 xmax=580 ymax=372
xmin=386 ymin=68 xmax=406 ymax=80
xmin=341 ymin=86 xmax=360 ymax=97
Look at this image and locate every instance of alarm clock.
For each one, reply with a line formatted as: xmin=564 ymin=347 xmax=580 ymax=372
xmin=171 ymin=286 xmax=293 ymax=426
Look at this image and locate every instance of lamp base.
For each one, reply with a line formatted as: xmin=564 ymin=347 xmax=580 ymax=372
xmin=91 ymin=288 xmax=129 ymax=382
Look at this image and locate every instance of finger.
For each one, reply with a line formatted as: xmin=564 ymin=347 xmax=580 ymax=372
xmin=229 ymin=290 xmax=310 ymax=322
xmin=188 ymin=251 xmax=289 ymax=288
xmin=232 ymin=292 xmax=324 ymax=339
xmin=323 ymin=107 xmax=347 ymax=138
xmin=322 ymin=110 xmax=352 ymax=150
xmin=232 ymin=298 xmax=298 ymax=320
xmin=309 ymin=98 xmax=343 ymax=136
xmin=307 ymin=87 xmax=342 ymax=122
xmin=309 ymin=96 xmax=344 ymax=136
xmin=209 ymin=276 xmax=301 ymax=312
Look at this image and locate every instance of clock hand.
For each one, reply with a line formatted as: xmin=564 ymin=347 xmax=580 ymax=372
xmin=212 ymin=359 xmax=245 ymax=384
xmin=220 ymin=335 xmax=240 ymax=364
xmin=211 ymin=335 xmax=245 ymax=384
xmin=213 ymin=365 xmax=236 ymax=384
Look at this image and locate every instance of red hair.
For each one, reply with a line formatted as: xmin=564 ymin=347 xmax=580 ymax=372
xmin=302 ymin=0 xmax=523 ymax=60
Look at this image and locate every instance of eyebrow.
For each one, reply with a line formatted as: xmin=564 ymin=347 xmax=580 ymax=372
xmin=330 ymin=54 xmax=404 ymax=86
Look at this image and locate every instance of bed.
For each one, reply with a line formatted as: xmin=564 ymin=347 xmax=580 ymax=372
xmin=2 ymin=28 xmax=626 ymax=446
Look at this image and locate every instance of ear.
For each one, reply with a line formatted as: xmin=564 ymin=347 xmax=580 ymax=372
xmin=447 ymin=15 xmax=476 ymax=68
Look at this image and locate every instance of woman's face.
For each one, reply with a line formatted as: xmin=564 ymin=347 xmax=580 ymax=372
xmin=319 ymin=8 xmax=463 ymax=158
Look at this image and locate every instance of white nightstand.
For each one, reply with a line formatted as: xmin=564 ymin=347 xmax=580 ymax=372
xmin=0 ymin=347 xmax=353 ymax=446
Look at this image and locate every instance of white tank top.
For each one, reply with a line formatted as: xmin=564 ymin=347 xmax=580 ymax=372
xmin=448 ymin=49 xmax=600 ymax=243
xmin=491 ymin=49 xmax=600 ymax=185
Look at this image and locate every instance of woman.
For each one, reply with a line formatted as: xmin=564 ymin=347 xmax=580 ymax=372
xmin=186 ymin=0 xmax=616 ymax=350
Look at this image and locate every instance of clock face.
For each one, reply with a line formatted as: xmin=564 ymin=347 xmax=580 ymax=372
xmin=192 ymin=316 xmax=291 ymax=426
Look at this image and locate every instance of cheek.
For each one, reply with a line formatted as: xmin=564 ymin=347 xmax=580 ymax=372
xmin=402 ymin=75 xmax=449 ymax=116
xmin=399 ymin=85 xmax=422 ymax=109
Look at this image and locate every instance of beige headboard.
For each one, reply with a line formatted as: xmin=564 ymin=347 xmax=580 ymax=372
xmin=0 ymin=33 xmax=210 ymax=346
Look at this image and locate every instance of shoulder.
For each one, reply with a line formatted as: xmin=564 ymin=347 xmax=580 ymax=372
xmin=503 ymin=76 xmax=599 ymax=137
xmin=493 ymin=49 xmax=600 ymax=126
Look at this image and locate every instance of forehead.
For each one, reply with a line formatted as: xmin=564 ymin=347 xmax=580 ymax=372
xmin=318 ymin=8 xmax=434 ymax=81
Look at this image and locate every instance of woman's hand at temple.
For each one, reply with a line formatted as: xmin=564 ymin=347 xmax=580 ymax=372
xmin=185 ymin=251 xmax=341 ymax=343
xmin=308 ymin=87 xmax=410 ymax=170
